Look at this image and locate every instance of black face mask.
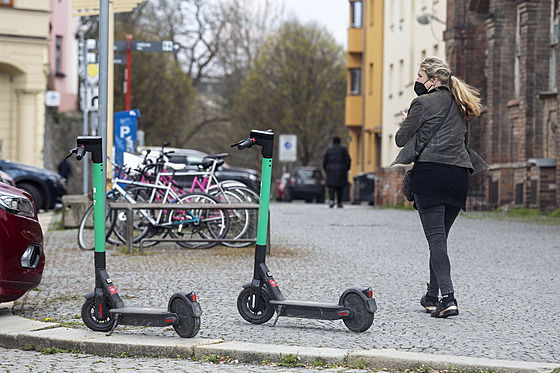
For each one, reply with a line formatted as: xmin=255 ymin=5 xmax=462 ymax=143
xmin=414 ymin=80 xmax=430 ymax=96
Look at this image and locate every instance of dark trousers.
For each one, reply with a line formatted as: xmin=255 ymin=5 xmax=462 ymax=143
xmin=415 ymin=196 xmax=461 ymax=297
xmin=328 ymin=186 xmax=344 ymax=204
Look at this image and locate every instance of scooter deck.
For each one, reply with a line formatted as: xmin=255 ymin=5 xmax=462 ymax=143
xmin=109 ymin=307 xmax=177 ymax=327
xmin=269 ymin=299 xmax=351 ymax=320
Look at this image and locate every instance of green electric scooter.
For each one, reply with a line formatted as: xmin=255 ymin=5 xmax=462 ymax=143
xmin=67 ymin=136 xmax=202 ymax=337
xmin=231 ymin=130 xmax=377 ymax=332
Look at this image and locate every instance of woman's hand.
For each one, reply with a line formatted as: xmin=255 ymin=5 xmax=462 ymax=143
xmin=400 ymin=110 xmax=407 ymax=124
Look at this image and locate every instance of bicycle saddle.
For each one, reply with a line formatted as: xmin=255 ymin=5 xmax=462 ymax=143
xmin=192 ymin=158 xmax=224 ymax=169
xmin=203 ymin=153 xmax=229 ymax=159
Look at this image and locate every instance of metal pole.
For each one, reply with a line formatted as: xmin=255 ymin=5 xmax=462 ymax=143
xmin=360 ymin=0 xmax=366 ymax=173
xmin=81 ymin=31 xmax=89 ymax=195
xmin=126 ymin=34 xmax=132 ymax=111
xmin=98 ymin=0 xmax=109 ymax=241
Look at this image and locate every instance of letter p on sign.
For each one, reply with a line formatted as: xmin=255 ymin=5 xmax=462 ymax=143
xmin=120 ymin=126 xmax=131 ymax=138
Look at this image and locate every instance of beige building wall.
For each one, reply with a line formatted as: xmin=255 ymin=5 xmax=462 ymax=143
xmin=381 ymin=0 xmax=446 ymax=168
xmin=0 ymin=1 xmax=49 ymax=167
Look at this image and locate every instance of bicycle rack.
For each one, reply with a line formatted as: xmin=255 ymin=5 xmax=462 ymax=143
xmin=107 ymin=202 xmax=268 ymax=254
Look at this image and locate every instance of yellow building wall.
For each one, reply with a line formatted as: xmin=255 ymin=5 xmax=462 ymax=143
xmin=345 ymin=0 xmax=384 ymax=180
xmin=0 ymin=3 xmax=49 ymax=166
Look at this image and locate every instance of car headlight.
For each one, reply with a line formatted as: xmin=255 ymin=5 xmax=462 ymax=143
xmin=0 ymin=191 xmax=35 ymax=218
xmin=249 ymin=174 xmax=258 ymax=181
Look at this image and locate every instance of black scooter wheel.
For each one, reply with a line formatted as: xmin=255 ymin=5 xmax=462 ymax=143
xmin=237 ymin=287 xmax=275 ymax=324
xmin=81 ymin=297 xmax=115 ymax=333
xmin=342 ymin=292 xmax=374 ymax=333
xmin=170 ymin=297 xmax=200 ymax=338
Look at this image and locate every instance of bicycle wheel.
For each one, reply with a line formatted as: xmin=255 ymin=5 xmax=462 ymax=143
xmin=210 ymin=189 xmax=252 ymax=248
xmin=220 ymin=185 xmax=259 ymax=247
xmin=111 ymin=186 xmax=154 ymax=246
xmin=168 ymin=192 xmax=229 ymax=249
xmin=77 ymin=194 xmax=122 ymax=251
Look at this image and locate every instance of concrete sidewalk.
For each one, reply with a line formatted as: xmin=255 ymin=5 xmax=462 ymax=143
xmin=0 ymin=305 xmax=557 ymax=373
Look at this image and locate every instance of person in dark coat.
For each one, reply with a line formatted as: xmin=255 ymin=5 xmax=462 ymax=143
xmin=323 ymin=136 xmax=351 ymax=208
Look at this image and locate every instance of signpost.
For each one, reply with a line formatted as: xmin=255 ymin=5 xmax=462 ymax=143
xmin=278 ymin=134 xmax=297 ymax=172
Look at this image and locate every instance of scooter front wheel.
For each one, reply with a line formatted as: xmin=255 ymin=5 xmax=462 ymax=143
xmin=170 ymin=297 xmax=200 ymax=338
xmin=237 ymin=287 xmax=275 ymax=324
xmin=81 ymin=297 xmax=116 ymax=333
xmin=342 ymin=292 xmax=374 ymax=333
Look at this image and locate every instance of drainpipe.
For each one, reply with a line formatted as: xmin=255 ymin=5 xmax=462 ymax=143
xmin=361 ymin=0 xmax=367 ymax=173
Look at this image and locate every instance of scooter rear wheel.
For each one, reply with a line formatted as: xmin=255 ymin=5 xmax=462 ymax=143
xmin=170 ymin=297 xmax=200 ymax=338
xmin=342 ymin=292 xmax=374 ymax=333
xmin=81 ymin=297 xmax=115 ymax=333
xmin=237 ymin=287 xmax=275 ymax=324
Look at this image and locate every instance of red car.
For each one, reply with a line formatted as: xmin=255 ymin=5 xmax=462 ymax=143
xmin=0 ymin=182 xmax=45 ymax=302
xmin=275 ymin=172 xmax=291 ymax=201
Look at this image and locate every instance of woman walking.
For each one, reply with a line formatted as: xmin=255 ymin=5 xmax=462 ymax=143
xmin=392 ymin=56 xmax=487 ymax=318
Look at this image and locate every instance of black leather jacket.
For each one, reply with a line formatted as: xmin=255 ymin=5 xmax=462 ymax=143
xmin=393 ymin=88 xmax=473 ymax=169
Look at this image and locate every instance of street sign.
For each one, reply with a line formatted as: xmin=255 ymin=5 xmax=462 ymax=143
xmin=278 ymin=134 xmax=297 ymax=162
xmin=113 ymin=40 xmax=181 ymax=52
xmin=87 ymin=39 xmax=181 ymax=53
xmin=113 ymin=54 xmax=127 ymax=65
xmin=86 ymin=85 xmax=99 ymax=111
xmin=114 ymin=109 xmax=140 ymax=165
xmin=86 ymin=63 xmax=99 ymax=85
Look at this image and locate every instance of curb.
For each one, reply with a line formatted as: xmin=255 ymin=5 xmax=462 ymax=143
xmin=0 ymin=310 xmax=558 ymax=373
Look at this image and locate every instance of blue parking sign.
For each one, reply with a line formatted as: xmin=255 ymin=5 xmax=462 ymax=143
xmin=114 ymin=109 xmax=140 ymax=165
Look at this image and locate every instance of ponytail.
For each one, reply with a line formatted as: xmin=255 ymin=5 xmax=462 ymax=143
xmin=449 ymin=75 xmax=482 ymax=119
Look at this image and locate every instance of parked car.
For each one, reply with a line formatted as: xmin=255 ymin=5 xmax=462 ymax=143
xmin=275 ymin=172 xmax=291 ymax=201
xmin=0 ymin=182 xmax=45 ymax=302
xmin=137 ymin=147 xmax=261 ymax=193
xmin=282 ymin=166 xmax=325 ymax=203
xmin=0 ymin=160 xmax=67 ymax=211
xmin=0 ymin=171 xmax=15 ymax=186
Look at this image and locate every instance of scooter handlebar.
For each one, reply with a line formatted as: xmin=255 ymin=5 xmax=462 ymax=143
xmin=76 ymin=146 xmax=86 ymax=160
xmin=66 ymin=145 xmax=86 ymax=161
xmin=230 ymin=138 xmax=255 ymax=150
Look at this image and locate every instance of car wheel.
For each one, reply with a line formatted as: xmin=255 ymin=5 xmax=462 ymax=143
xmin=283 ymin=188 xmax=292 ymax=202
xmin=18 ymin=183 xmax=44 ymax=211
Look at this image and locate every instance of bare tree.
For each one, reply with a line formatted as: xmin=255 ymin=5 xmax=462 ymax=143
xmin=231 ymin=20 xmax=347 ymax=172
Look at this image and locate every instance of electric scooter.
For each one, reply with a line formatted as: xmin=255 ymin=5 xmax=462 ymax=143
xmin=67 ymin=136 xmax=202 ymax=338
xmin=231 ymin=130 xmax=377 ymax=332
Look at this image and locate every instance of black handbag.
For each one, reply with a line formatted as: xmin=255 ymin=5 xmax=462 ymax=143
xmin=402 ymin=101 xmax=453 ymax=202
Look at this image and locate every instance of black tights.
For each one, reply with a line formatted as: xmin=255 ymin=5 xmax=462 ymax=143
xmin=415 ymin=196 xmax=461 ymax=297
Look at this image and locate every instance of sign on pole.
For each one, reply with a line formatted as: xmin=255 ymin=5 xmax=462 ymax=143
xmin=278 ymin=134 xmax=297 ymax=162
xmin=114 ymin=109 xmax=140 ymax=165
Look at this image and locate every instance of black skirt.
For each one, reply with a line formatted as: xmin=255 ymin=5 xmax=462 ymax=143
xmin=412 ymin=162 xmax=469 ymax=211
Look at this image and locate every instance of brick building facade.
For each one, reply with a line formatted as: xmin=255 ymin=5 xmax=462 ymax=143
xmin=375 ymin=0 xmax=559 ymax=212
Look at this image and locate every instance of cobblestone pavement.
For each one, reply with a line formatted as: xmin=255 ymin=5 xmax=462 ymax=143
xmin=0 ymin=346 xmax=375 ymax=372
xmin=10 ymin=203 xmax=560 ymax=365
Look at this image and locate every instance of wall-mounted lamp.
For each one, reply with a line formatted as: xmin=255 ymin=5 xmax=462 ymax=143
xmin=416 ymin=13 xmax=445 ymax=25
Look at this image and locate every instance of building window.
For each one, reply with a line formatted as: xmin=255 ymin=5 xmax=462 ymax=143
xmin=0 ymin=0 xmax=14 ymax=6
xmin=55 ymin=35 xmax=63 ymax=75
xmin=514 ymin=8 xmax=521 ymax=98
xmin=350 ymin=1 xmax=362 ymax=28
xmin=349 ymin=68 xmax=361 ymax=95
xmin=550 ymin=0 xmax=558 ymax=91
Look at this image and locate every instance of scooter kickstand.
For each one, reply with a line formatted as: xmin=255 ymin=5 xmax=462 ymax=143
xmin=106 ymin=314 xmax=120 ymax=337
xmin=271 ymin=305 xmax=285 ymax=327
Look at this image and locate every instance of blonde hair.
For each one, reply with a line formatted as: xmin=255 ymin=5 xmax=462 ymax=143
xmin=420 ymin=56 xmax=482 ymax=119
